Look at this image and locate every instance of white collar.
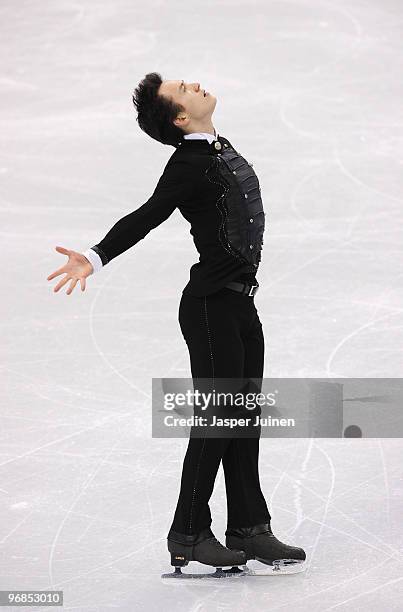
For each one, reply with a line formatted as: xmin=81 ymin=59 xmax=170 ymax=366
xmin=183 ymin=130 xmax=218 ymax=144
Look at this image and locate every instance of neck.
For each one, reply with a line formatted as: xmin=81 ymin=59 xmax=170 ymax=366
xmin=184 ymin=120 xmax=216 ymax=137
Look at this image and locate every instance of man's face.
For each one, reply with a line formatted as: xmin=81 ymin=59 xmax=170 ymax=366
xmin=158 ymin=79 xmax=217 ymax=132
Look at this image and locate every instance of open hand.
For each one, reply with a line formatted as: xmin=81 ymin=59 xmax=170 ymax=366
xmin=47 ymin=246 xmax=94 ymax=294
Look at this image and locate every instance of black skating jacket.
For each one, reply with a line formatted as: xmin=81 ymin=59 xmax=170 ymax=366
xmin=90 ymin=134 xmax=266 ymax=297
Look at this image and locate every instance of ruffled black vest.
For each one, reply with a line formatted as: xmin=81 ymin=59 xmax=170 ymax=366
xmin=204 ymin=141 xmax=265 ymax=270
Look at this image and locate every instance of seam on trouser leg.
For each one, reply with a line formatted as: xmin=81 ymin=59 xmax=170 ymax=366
xmin=188 ymin=437 xmax=206 ymax=533
xmin=203 ymin=295 xmax=215 ymax=383
xmin=187 ymin=296 xmax=215 ymax=533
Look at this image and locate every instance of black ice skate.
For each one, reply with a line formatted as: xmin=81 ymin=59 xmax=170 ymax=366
xmin=161 ymin=527 xmax=247 ymax=580
xmin=225 ymin=522 xmax=306 ymax=576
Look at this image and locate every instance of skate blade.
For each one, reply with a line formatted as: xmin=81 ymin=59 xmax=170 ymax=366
xmin=243 ymin=559 xmax=306 ymax=576
xmin=161 ymin=566 xmax=246 ymax=581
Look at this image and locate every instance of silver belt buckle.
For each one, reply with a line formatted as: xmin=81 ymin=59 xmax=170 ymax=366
xmin=248 ymin=284 xmax=259 ymax=296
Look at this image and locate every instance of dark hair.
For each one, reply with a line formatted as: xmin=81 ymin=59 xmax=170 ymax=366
xmin=132 ymin=72 xmax=186 ymax=147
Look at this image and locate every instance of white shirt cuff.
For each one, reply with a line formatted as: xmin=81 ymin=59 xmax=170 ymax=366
xmin=82 ymin=248 xmax=104 ymax=274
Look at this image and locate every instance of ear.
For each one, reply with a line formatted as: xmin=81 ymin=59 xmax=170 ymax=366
xmin=173 ymin=114 xmax=188 ymax=129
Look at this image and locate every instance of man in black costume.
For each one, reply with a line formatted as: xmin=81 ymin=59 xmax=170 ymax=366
xmin=47 ymin=73 xmax=306 ymax=574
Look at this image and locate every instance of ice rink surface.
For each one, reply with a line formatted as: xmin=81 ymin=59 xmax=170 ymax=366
xmin=1 ymin=0 xmax=403 ymax=610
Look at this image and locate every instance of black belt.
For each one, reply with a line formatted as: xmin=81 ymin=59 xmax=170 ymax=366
xmin=225 ymin=280 xmax=259 ymax=297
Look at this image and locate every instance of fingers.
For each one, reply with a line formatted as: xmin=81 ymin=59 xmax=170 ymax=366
xmin=51 ymin=274 xmax=87 ymax=294
xmin=55 ymin=246 xmax=71 ymax=256
xmin=66 ymin=278 xmax=78 ymax=295
xmin=53 ymin=274 xmax=70 ymax=293
xmin=49 ymin=245 xmax=88 ymax=293
xmin=47 ymin=246 xmax=72 ymax=281
xmin=47 ymin=267 xmax=67 ymax=281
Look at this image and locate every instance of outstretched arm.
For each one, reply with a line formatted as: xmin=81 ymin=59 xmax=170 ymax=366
xmin=47 ymin=158 xmax=196 ymax=294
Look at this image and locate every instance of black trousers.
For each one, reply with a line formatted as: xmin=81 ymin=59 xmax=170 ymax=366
xmin=168 ymin=287 xmax=271 ymax=537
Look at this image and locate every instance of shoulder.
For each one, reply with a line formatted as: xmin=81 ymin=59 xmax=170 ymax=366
xmin=166 ymin=148 xmax=213 ymax=175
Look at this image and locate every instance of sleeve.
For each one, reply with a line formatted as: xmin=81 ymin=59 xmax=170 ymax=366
xmin=82 ymin=248 xmax=103 ymax=274
xmin=88 ymin=159 xmax=196 ymax=266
